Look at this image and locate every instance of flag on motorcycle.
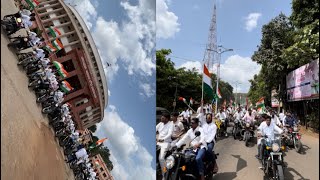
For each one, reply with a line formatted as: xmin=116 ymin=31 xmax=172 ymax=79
xmin=43 ymin=43 xmax=56 ymax=53
xmin=189 ymin=97 xmax=194 ymax=105
xmin=179 ymin=97 xmax=187 ymax=104
xmin=48 ymin=26 xmax=62 ymax=38
xmin=25 ymin=0 xmax=39 ymax=9
xmin=60 ymin=80 xmax=74 ymax=93
xmin=96 ymin=138 xmax=108 ymax=146
xmin=217 ymin=88 xmax=222 ymax=98
xmin=52 ymin=39 xmax=64 ymax=51
xmin=203 ymin=64 xmax=214 ymax=100
xmin=53 ymin=61 xmax=68 ymax=78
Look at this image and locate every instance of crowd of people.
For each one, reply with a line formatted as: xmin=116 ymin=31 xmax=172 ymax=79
xmin=156 ymin=102 xmax=300 ymax=180
xmin=2 ymin=4 xmax=101 ymax=180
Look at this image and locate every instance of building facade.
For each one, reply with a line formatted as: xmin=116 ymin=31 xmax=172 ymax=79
xmin=28 ymin=0 xmax=108 ymax=130
xmin=90 ymin=154 xmax=114 ymax=180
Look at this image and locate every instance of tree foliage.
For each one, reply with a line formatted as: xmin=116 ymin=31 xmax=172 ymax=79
xmin=156 ymin=49 xmax=234 ymax=111
xmin=88 ymin=125 xmax=97 ymax=133
xmin=248 ymin=0 xmax=319 ymax=107
xmin=90 ymin=145 xmax=114 ymax=171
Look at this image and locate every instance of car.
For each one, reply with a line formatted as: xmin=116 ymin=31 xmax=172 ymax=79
xmin=156 ymin=107 xmax=170 ymax=124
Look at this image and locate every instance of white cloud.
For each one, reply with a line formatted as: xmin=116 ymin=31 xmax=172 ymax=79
xmin=95 ymin=106 xmax=155 ymax=180
xmin=214 ymin=55 xmax=261 ymax=93
xmin=139 ymin=83 xmax=155 ymax=98
xmin=64 ymin=0 xmax=97 ymax=30
xmin=108 ymin=89 xmax=111 ymax=97
xmin=245 ymin=13 xmax=262 ymax=32
xmin=156 ymin=0 xmax=180 ymax=39
xmin=92 ymin=0 xmax=156 ymax=81
xmin=178 ymin=61 xmax=202 ymax=73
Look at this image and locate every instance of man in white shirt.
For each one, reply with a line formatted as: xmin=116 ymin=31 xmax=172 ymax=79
xmin=33 ymin=48 xmax=46 ymax=59
xmin=278 ymin=111 xmax=286 ymax=125
xmin=202 ymin=113 xmax=217 ymax=165
xmin=256 ymin=114 xmax=283 ymax=162
xmin=215 ymin=108 xmax=228 ymax=137
xmin=270 ymin=111 xmax=282 ymax=127
xmin=174 ymin=118 xmax=207 ymax=180
xmin=21 ymin=14 xmax=35 ymax=28
xmin=170 ymin=112 xmax=185 ymax=147
xmin=156 ymin=112 xmax=173 ymax=177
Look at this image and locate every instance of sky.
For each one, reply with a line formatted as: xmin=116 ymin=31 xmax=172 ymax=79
xmin=157 ymin=0 xmax=292 ymax=94
xmin=64 ymin=0 xmax=156 ymax=179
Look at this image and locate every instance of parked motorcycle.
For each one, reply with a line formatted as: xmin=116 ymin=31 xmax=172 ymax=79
xmin=7 ymin=35 xmax=31 ymax=51
xmin=262 ymin=134 xmax=286 ymax=180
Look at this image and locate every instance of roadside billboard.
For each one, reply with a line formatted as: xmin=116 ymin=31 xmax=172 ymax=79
xmin=286 ymin=59 xmax=319 ymax=101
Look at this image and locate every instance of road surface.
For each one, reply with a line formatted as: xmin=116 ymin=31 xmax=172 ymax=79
xmin=213 ymin=125 xmax=319 ymax=180
xmin=1 ymin=0 xmax=74 ymax=179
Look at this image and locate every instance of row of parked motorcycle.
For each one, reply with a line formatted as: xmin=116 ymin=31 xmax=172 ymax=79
xmin=2 ymin=11 xmax=97 ymax=180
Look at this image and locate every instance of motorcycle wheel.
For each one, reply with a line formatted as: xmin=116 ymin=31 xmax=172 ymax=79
xmin=28 ymin=79 xmax=38 ymax=87
xmin=275 ymin=165 xmax=284 ymax=180
xmin=42 ymin=107 xmax=52 ymax=114
xmin=233 ymin=127 xmax=237 ymax=139
xmin=294 ymin=139 xmax=302 ymax=153
xmin=245 ymin=132 xmax=249 ymax=147
xmin=37 ymin=94 xmax=48 ymax=103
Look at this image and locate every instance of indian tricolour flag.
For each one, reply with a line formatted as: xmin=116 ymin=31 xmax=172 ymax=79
xmin=48 ymin=26 xmax=62 ymax=38
xmin=256 ymin=97 xmax=265 ymax=113
xmin=43 ymin=43 xmax=56 ymax=53
xmin=25 ymin=0 xmax=39 ymax=9
xmin=53 ymin=61 xmax=68 ymax=78
xmin=203 ymin=64 xmax=214 ymax=99
xmin=61 ymin=80 xmax=73 ymax=93
xmin=52 ymin=39 xmax=64 ymax=51
xmin=217 ymin=88 xmax=222 ymax=98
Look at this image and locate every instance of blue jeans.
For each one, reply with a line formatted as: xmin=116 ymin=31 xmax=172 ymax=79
xmin=196 ymin=148 xmax=206 ymax=175
xmin=206 ymin=142 xmax=215 ymax=161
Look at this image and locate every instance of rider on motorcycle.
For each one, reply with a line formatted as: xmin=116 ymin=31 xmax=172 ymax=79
xmin=256 ymin=114 xmax=283 ymax=164
xmin=283 ymin=112 xmax=297 ymax=128
xmin=202 ymin=113 xmax=218 ymax=172
xmin=170 ymin=112 xmax=185 ymax=148
xmin=156 ymin=112 xmax=173 ymax=177
xmin=174 ymin=118 xmax=207 ymax=180
xmin=215 ymin=108 xmax=228 ymax=137
xmin=270 ymin=110 xmax=282 ymax=128
xmin=242 ymin=108 xmax=255 ymax=135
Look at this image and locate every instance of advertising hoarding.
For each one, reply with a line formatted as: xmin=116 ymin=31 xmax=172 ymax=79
xmin=286 ymin=59 xmax=319 ymax=101
xmin=271 ymin=89 xmax=280 ymax=107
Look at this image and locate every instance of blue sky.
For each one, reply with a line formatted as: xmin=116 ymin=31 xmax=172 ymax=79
xmin=157 ymin=0 xmax=292 ymax=94
xmin=64 ymin=0 xmax=156 ymax=179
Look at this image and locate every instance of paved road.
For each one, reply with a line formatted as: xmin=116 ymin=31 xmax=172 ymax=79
xmin=1 ymin=1 xmax=74 ymax=179
xmin=213 ymin=125 xmax=319 ymax=180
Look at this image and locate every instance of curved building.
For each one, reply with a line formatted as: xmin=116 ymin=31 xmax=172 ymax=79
xmin=30 ymin=0 xmax=108 ymax=130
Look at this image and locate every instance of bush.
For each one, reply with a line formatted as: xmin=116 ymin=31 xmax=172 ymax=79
xmin=306 ymin=111 xmax=319 ymax=132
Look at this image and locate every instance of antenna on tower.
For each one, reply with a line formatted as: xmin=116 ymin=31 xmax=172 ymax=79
xmin=202 ymin=0 xmax=218 ymax=73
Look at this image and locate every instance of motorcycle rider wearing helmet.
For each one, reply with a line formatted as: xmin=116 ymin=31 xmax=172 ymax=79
xmin=256 ymin=114 xmax=283 ymax=164
xmin=156 ymin=112 xmax=173 ymax=178
xmin=202 ymin=113 xmax=218 ymax=172
xmin=215 ymin=108 xmax=228 ymax=137
xmin=174 ymin=118 xmax=207 ymax=180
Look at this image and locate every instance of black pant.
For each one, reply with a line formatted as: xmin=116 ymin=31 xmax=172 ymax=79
xmin=258 ymin=139 xmax=266 ymax=163
xmin=4 ymin=12 xmax=20 ymax=19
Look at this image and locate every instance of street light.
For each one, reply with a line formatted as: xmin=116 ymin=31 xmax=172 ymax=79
xmin=233 ymin=81 xmax=241 ymax=106
xmin=207 ymin=45 xmax=233 ymax=113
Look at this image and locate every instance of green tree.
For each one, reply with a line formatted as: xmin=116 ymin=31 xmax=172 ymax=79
xmin=90 ymin=146 xmax=114 ymax=171
xmin=88 ymin=125 xmax=97 ymax=133
xmin=156 ymin=49 xmax=234 ymax=111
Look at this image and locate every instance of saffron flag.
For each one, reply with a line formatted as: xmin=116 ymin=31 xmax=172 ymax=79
xmin=48 ymin=26 xmax=62 ymax=38
xmin=96 ymin=138 xmax=108 ymax=146
xmin=25 ymin=0 xmax=39 ymax=9
xmin=203 ymin=64 xmax=214 ymax=99
xmin=178 ymin=97 xmax=187 ymax=104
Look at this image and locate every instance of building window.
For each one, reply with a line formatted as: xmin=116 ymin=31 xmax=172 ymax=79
xmin=103 ymin=173 xmax=107 ymax=177
xmin=61 ymin=59 xmax=75 ymax=72
xmin=100 ymin=167 xmax=104 ymax=172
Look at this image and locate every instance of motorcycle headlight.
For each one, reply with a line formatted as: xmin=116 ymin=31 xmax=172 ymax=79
xmin=272 ymin=143 xmax=280 ymax=152
xmin=16 ymin=18 xmax=22 ymax=23
xmin=165 ymin=155 xmax=175 ymax=169
xmin=246 ymin=123 xmax=250 ymax=127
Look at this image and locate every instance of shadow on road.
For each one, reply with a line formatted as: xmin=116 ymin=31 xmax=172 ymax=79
xmin=231 ymin=154 xmax=247 ymax=172
xmin=299 ymin=144 xmax=311 ymax=155
xmin=284 ymin=164 xmax=311 ymax=180
xmin=213 ymin=172 xmax=237 ymax=180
